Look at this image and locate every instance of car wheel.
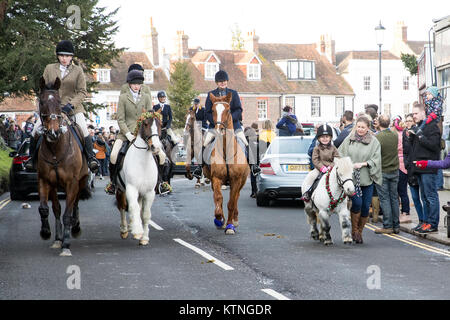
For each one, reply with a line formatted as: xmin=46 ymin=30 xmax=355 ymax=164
xmin=256 ymin=193 xmax=270 ymax=207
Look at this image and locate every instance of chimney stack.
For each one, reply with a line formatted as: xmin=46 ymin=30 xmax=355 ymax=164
xmin=143 ymin=17 xmax=160 ymax=67
xmin=174 ymin=30 xmax=189 ymax=60
xmin=317 ymin=34 xmax=335 ymax=66
xmin=244 ymin=30 xmax=259 ymax=53
xmin=395 ymin=21 xmax=408 ymax=42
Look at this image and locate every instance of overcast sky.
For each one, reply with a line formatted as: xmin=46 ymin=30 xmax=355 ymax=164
xmin=97 ymin=0 xmax=448 ymax=54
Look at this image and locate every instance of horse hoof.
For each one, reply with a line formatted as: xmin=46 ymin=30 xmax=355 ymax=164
xmin=120 ymin=232 xmax=129 ymax=239
xmin=344 ymin=240 xmax=352 ymax=245
xmin=50 ymin=240 xmax=62 ymax=249
xmin=214 ymin=218 xmax=225 ymax=229
xmin=324 ymin=240 xmax=333 ymax=246
xmin=232 ymin=220 xmax=239 ymax=227
xmin=225 ymin=224 xmax=236 ymax=235
xmin=60 ymin=249 xmax=72 ymax=257
xmin=133 ymin=233 xmax=143 ymax=240
xmin=195 ymin=184 xmax=200 ymax=189
xmin=311 ymin=233 xmax=319 ymax=241
xmin=40 ymin=230 xmax=51 ymax=240
xmin=71 ymin=227 xmax=82 ymax=238
xmin=139 ymin=240 xmax=149 ymax=246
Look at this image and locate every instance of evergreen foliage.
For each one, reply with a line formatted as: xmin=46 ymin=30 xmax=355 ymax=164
xmin=401 ymin=53 xmax=418 ymax=76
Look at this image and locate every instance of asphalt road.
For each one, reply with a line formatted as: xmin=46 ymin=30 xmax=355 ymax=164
xmin=1 ymin=175 xmax=450 ymax=301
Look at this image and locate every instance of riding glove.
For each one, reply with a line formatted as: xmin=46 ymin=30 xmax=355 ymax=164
xmin=125 ymin=132 xmax=135 ymax=142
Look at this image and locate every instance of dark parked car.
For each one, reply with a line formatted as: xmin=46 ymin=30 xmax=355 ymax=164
xmin=170 ymin=143 xmax=199 ymax=176
xmin=8 ymin=138 xmax=38 ymax=200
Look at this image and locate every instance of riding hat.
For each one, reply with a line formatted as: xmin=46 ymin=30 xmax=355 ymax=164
xmin=126 ymin=69 xmax=144 ymax=84
xmin=193 ymin=98 xmax=200 ymax=104
xmin=316 ymin=124 xmax=333 ymax=138
xmin=157 ymin=91 xmax=166 ymax=98
xmin=56 ymin=40 xmax=74 ymax=56
xmin=215 ymin=70 xmax=229 ymax=82
xmin=128 ymin=63 xmax=144 ymax=73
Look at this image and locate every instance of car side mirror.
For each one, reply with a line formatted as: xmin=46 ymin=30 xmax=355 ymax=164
xmin=9 ymin=151 xmax=18 ymax=157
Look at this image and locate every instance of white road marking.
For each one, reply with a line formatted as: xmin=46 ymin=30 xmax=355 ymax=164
xmin=173 ymin=238 xmax=234 ymax=271
xmin=149 ymin=220 xmax=164 ymax=230
xmin=261 ymin=288 xmax=290 ymax=300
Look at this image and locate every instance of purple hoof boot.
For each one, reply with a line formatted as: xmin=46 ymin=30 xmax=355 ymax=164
xmin=214 ymin=218 xmax=224 ymax=228
xmin=225 ymin=224 xmax=236 ymax=234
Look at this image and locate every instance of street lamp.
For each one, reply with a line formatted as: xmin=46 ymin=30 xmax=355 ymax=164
xmin=375 ymin=21 xmax=385 ymax=114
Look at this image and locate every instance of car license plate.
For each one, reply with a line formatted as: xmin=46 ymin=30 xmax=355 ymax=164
xmin=286 ymin=164 xmax=309 ymax=172
xmin=176 ymin=162 xmax=186 ymax=166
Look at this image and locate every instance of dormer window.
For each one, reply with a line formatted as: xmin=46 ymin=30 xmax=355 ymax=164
xmin=96 ymin=69 xmax=110 ymax=83
xmin=144 ymin=69 xmax=154 ymax=84
xmin=287 ymin=60 xmax=315 ymax=80
xmin=247 ymin=64 xmax=261 ymax=80
xmin=205 ymin=62 xmax=219 ymax=80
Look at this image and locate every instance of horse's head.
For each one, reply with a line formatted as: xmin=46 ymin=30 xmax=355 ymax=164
xmin=39 ymin=77 xmax=63 ymax=143
xmin=184 ymin=108 xmax=196 ymax=133
xmin=334 ymin=157 xmax=355 ymax=196
xmin=137 ymin=111 xmax=163 ymax=153
xmin=210 ymin=92 xmax=233 ymax=135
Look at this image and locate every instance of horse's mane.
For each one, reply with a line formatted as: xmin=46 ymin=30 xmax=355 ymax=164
xmin=335 ymin=157 xmax=353 ymax=175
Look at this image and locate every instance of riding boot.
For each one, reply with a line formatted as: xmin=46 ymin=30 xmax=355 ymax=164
xmin=84 ymin=137 xmax=99 ymax=173
xmin=105 ymin=163 xmax=116 ymax=195
xmin=25 ymin=135 xmax=38 ymax=170
xmin=193 ymin=146 xmax=205 ymax=179
xmin=358 ymin=216 xmax=369 ymax=244
xmin=351 ymin=211 xmax=361 ymax=243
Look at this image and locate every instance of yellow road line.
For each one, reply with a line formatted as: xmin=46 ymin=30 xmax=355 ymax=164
xmin=366 ymin=223 xmax=450 ymax=258
xmin=0 ymin=197 xmax=10 ymax=206
xmin=0 ymin=199 xmax=11 ymax=211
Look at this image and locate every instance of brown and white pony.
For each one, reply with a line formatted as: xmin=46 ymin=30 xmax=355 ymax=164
xmin=183 ymin=107 xmax=206 ymax=187
xmin=203 ymin=93 xmax=249 ymax=234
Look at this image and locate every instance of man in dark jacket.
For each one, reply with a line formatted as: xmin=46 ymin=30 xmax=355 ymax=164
xmin=408 ymin=103 xmax=441 ymax=233
xmin=334 ymin=110 xmax=354 ymax=148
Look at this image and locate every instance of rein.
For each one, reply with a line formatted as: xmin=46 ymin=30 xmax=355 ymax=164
xmin=325 ymin=167 xmax=350 ymax=211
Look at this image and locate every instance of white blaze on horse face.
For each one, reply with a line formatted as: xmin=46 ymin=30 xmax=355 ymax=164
xmin=184 ymin=114 xmax=191 ymax=132
xmin=215 ymin=103 xmax=225 ymax=132
xmin=151 ymin=119 xmax=163 ymax=150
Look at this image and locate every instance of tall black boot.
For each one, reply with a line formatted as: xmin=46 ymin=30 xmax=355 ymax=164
xmin=105 ymin=162 xmax=116 ymax=195
xmin=192 ymin=146 xmax=205 ymax=179
xmin=84 ymin=137 xmax=99 ymax=173
xmin=25 ymin=135 xmax=38 ymax=170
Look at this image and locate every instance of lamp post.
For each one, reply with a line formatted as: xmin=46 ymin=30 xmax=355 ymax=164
xmin=375 ymin=21 xmax=385 ymax=114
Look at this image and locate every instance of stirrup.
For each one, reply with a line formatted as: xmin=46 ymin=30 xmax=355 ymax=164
xmin=104 ymin=182 xmax=116 ymax=195
xmin=89 ymin=159 xmax=99 ymax=173
xmin=192 ymin=166 xmax=202 ymax=179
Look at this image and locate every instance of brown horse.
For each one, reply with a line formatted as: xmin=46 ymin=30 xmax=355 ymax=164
xmin=37 ymin=77 xmax=90 ymax=257
xmin=203 ymin=93 xmax=249 ymax=234
xmin=183 ymin=107 xmax=205 ymax=186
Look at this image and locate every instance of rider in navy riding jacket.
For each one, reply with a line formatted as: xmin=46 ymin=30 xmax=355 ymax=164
xmin=204 ymin=70 xmax=243 ymax=132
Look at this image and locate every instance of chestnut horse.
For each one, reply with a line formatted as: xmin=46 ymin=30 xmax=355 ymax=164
xmin=203 ymin=93 xmax=249 ymax=234
xmin=37 ymin=77 xmax=91 ymax=257
xmin=183 ymin=107 xmax=206 ymax=186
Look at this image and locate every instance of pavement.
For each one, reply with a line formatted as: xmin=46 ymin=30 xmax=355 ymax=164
xmin=371 ymin=189 xmax=450 ymax=246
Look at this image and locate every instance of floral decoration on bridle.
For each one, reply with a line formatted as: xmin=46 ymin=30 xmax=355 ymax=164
xmin=133 ymin=111 xmax=161 ymax=137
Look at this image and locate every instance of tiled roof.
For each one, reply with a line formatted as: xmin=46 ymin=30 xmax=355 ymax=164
xmin=406 ymin=41 xmax=428 ymax=55
xmin=184 ymin=44 xmax=354 ymax=96
xmin=0 ymin=95 xmax=37 ymax=113
xmin=95 ymin=52 xmax=169 ymax=91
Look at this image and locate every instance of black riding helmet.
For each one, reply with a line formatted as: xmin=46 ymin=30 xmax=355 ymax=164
xmin=316 ymin=124 xmax=333 ymax=139
xmin=157 ymin=91 xmax=166 ymax=99
xmin=215 ymin=70 xmax=229 ymax=82
xmin=56 ymin=40 xmax=74 ymax=56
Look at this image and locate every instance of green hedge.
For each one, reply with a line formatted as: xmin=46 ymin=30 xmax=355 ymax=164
xmin=0 ymin=145 xmax=13 ymax=195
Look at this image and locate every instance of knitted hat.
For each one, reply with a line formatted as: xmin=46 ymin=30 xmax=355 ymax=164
xmin=126 ymin=70 xmax=144 ymax=84
xmin=426 ymin=86 xmax=439 ymax=98
xmin=128 ymin=63 xmax=144 ymax=73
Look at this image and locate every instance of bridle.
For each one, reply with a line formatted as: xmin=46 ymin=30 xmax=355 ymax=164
xmin=213 ymin=101 xmax=231 ymax=130
xmin=39 ymin=90 xmax=66 ymax=139
xmin=133 ymin=118 xmax=160 ymax=152
xmin=335 ymin=166 xmax=354 ymax=189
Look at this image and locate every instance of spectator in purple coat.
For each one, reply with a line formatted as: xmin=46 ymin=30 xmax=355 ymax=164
xmin=415 ymin=153 xmax=450 ymax=170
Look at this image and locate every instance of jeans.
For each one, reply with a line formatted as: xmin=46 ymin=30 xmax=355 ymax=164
xmin=417 ymin=173 xmax=440 ymax=228
xmin=409 ymin=184 xmax=427 ymax=223
xmin=398 ymin=170 xmax=410 ymax=214
xmin=436 ymin=169 xmax=444 ymax=189
xmin=350 ymin=184 xmax=374 ymax=217
xmin=376 ymin=171 xmax=400 ymax=229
